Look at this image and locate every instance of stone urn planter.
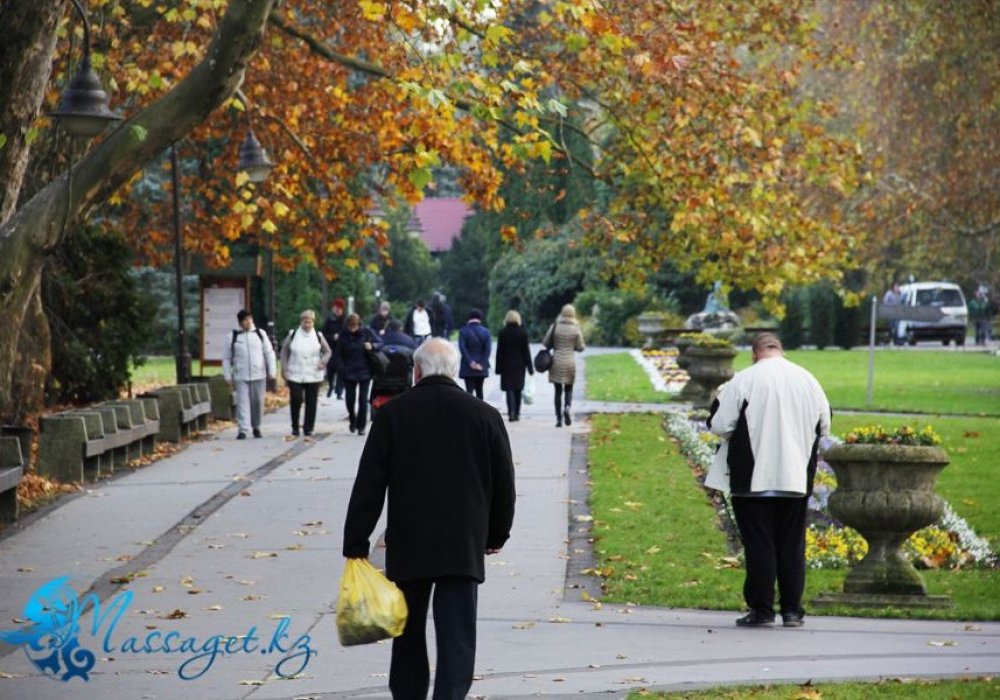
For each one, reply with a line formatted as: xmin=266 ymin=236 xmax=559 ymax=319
xmin=637 ymin=312 xmax=670 ymax=349
xmin=681 ymin=345 xmax=736 ymax=409
xmin=815 ymin=443 xmax=951 ymax=608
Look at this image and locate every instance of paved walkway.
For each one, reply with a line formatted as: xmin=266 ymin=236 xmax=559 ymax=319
xmin=0 ymin=348 xmax=997 ymax=699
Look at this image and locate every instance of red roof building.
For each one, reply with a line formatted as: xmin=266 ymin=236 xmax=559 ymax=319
xmin=412 ymin=197 xmax=474 ymax=253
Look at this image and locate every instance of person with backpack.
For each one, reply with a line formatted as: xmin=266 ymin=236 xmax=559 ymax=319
xmin=223 ymin=309 xmax=277 ymax=440
xmin=280 ymin=310 xmax=332 ymax=437
xmin=333 ymin=313 xmax=384 ymax=436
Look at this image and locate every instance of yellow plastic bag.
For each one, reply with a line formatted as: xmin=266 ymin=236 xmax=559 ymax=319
xmin=336 ymin=558 xmax=409 ymax=646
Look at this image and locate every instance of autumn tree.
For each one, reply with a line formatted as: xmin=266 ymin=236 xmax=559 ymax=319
xmin=819 ymin=0 xmax=1000 ymax=293
xmin=2 ymin=0 xmax=869 ymax=422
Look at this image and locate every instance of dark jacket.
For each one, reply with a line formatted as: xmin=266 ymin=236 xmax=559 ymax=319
xmin=458 ymin=321 xmax=491 ymax=378
xmin=334 ymin=327 xmax=383 ymax=382
xmin=495 ymin=323 xmax=533 ymax=391
xmin=369 ymin=312 xmax=395 ymax=336
xmin=343 ymin=375 xmax=516 ymax=582
xmin=321 ymin=312 xmax=344 ymax=349
xmin=382 ymin=328 xmax=418 ymax=350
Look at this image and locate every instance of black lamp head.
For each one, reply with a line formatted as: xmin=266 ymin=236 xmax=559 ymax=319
xmin=52 ymin=56 xmax=121 ymax=137
xmin=238 ymin=128 xmax=274 ymax=183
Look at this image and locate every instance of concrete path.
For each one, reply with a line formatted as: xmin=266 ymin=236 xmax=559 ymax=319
xmin=0 ymin=348 xmax=997 ymax=699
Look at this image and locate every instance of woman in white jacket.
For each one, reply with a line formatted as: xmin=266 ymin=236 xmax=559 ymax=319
xmin=280 ymin=310 xmax=332 ymax=436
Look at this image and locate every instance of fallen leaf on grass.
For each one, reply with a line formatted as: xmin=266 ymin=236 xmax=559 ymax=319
xmin=793 ymin=689 xmax=822 ymax=700
xmin=644 ymin=545 xmax=661 ymax=555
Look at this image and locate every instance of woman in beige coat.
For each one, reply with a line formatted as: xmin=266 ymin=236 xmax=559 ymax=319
xmin=542 ymin=304 xmax=586 ymax=427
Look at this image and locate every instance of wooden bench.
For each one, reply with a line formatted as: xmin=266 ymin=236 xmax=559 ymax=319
xmin=39 ymin=411 xmax=112 ymax=483
xmin=0 ymin=436 xmax=24 ymax=523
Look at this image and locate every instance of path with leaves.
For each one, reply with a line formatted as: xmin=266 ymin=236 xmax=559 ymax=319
xmin=0 ymin=348 xmax=997 ymax=698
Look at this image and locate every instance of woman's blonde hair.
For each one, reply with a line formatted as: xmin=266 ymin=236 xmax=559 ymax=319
xmin=504 ymin=310 xmax=522 ymax=326
xmin=299 ymin=309 xmax=316 ymax=321
xmin=560 ymin=304 xmax=577 ymax=320
xmin=345 ymin=313 xmax=361 ymax=329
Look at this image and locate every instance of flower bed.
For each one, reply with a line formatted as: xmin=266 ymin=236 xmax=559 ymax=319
xmin=664 ymin=413 xmax=998 ymax=571
xmin=631 ymin=348 xmax=689 ymax=393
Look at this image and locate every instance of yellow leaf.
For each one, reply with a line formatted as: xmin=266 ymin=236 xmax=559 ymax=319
xmin=235 ymin=171 xmax=250 ymax=187
xmin=345 ymin=258 xmax=360 ymax=269
xmin=261 ymin=219 xmax=277 ymax=234
xmin=273 ymin=201 xmax=290 ymax=218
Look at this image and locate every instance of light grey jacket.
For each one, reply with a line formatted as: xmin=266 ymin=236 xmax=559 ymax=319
xmin=223 ymin=326 xmax=277 ymax=382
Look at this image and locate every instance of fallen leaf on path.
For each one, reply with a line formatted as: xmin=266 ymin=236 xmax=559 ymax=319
xmin=928 ymin=640 xmax=957 ymax=646
xmin=964 ymin=624 xmax=982 ymax=631
xmin=548 ymin=616 xmax=572 ymax=623
xmin=239 ymin=680 xmax=266 ymax=686
xmin=152 ymin=586 xmax=165 ymax=593
xmin=512 ymin=622 xmax=535 ymax=630
xmin=285 ymin=544 xmax=305 ymax=551
xmin=250 ymin=551 xmax=279 ymax=559
xmin=207 ymin=605 xmax=223 ymax=611
xmin=162 ymin=609 xmax=187 ymax=620
xmin=242 ymin=594 xmax=264 ymax=601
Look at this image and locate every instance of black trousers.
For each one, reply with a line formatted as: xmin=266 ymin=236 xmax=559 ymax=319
xmin=326 ymin=362 xmax=344 ymax=397
xmin=731 ymin=496 xmax=808 ymax=619
xmin=553 ymin=383 xmax=573 ymax=416
xmin=504 ymin=389 xmax=523 ymax=418
xmin=463 ymin=377 xmax=484 ymax=399
xmin=343 ymin=379 xmax=371 ymax=431
xmin=288 ymin=381 xmax=320 ymax=433
xmin=390 ymin=577 xmax=478 ymax=700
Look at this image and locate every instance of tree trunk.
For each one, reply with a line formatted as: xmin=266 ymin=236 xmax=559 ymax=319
xmin=0 ymin=0 xmax=278 ymax=423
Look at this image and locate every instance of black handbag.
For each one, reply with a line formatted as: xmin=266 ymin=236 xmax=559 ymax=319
xmin=367 ymin=349 xmax=390 ymax=374
xmin=533 ymin=348 xmax=553 ymax=373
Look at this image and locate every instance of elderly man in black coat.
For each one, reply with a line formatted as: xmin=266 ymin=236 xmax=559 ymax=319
xmin=343 ymin=338 xmax=516 ymax=700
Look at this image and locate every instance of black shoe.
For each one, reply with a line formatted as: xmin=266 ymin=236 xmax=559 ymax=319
xmin=237 ymin=432 xmax=247 ymax=440
xmin=349 ymin=419 xmax=356 ymax=433
xmin=336 ymin=393 xmax=343 ymax=400
xmin=782 ymin=612 xmax=804 ymax=628
xmin=252 ymin=428 xmax=262 ymax=438
xmin=357 ymin=428 xmax=366 ymax=436
xmin=303 ymin=430 xmax=313 ymax=437
xmin=564 ymin=409 xmax=572 ymax=426
xmin=326 ymin=389 xmax=333 ymax=398
xmin=736 ymin=611 xmax=775 ymax=627
xmin=291 ymin=428 xmax=300 ymax=437
xmin=556 ymin=419 xmax=562 ymax=428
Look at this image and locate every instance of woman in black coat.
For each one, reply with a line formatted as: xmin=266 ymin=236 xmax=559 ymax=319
xmin=495 ymin=310 xmax=534 ymax=421
xmin=333 ymin=313 xmax=382 ymax=436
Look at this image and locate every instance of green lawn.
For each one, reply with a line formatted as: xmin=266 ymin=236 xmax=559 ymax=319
xmin=630 ymin=678 xmax=997 ymax=699
xmin=130 ymin=356 xmax=221 ymax=387
xmin=588 ymin=349 xmax=1000 ymax=416
xmin=586 ymin=353 xmax=672 ymax=403
xmin=587 ymin=413 xmax=1000 ymax=620
xmin=735 ymin=349 xmax=1000 ymax=416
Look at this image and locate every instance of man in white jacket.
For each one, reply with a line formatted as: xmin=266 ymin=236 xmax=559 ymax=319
xmin=706 ymin=333 xmax=830 ymax=628
xmin=223 ymin=310 xmax=277 ymax=440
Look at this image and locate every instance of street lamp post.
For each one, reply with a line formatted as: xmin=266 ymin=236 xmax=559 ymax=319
xmin=52 ymin=0 xmax=121 ymax=137
xmin=170 ymin=144 xmax=192 ymax=385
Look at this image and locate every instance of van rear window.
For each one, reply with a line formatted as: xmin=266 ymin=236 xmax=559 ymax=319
xmin=915 ymin=288 xmax=964 ymax=306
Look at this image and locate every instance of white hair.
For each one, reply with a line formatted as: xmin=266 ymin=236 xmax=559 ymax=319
xmin=413 ymin=338 xmax=460 ymax=378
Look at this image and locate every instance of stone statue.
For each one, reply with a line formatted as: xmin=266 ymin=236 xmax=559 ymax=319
xmin=685 ymin=281 xmax=740 ymax=333
xmin=703 ymin=281 xmax=728 ymax=314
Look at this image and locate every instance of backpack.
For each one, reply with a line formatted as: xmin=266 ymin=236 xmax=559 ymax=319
xmin=232 ymin=328 xmax=267 ymax=353
xmin=287 ymin=326 xmax=323 ymax=350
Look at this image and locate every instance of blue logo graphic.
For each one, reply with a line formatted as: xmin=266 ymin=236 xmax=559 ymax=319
xmin=0 ymin=576 xmax=315 ymax=682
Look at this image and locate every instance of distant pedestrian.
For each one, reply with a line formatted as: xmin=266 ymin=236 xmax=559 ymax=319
xmin=495 ymin=310 xmax=534 ymax=422
xmin=430 ymin=292 xmax=454 ymax=338
xmin=458 ymin=308 xmax=491 ymax=399
xmin=334 ymin=313 xmax=383 ymax=436
xmin=706 ymin=333 xmax=831 ymax=628
xmin=883 ymin=282 xmax=903 ymax=345
xmin=280 ymin=310 xmax=332 ymax=437
xmin=322 ymin=298 xmax=346 ymax=399
xmin=542 ymin=304 xmax=585 ymax=427
xmin=342 ymin=338 xmax=516 ymax=700
xmin=969 ymin=287 xmax=993 ymax=346
xmin=223 ymin=310 xmax=276 ymax=440
xmin=370 ymin=301 xmax=395 ymax=337
xmin=403 ymin=299 xmax=434 ymax=345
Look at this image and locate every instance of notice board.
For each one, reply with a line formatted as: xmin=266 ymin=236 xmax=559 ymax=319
xmin=201 ymin=280 xmax=249 ymax=365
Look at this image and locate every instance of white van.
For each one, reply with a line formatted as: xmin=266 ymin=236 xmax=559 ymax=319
xmin=896 ymin=281 xmax=968 ymax=346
